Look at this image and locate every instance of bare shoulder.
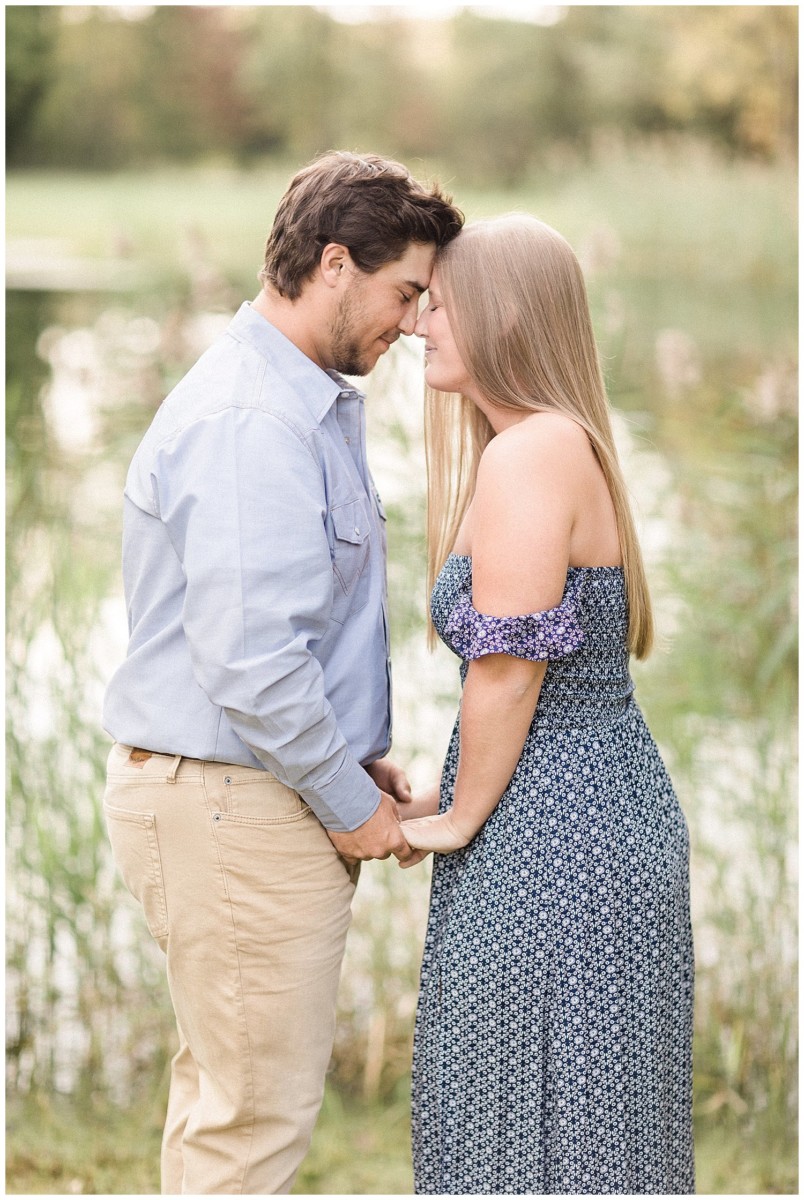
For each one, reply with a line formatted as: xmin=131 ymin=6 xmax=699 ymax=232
xmin=478 ymin=411 xmax=592 ymax=483
xmin=471 ymin=412 xmax=584 ymax=608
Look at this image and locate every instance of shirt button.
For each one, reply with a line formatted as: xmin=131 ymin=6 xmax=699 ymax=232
xmin=354 ymin=527 xmax=360 ymax=536
xmin=344 ymin=436 xmax=351 ymax=444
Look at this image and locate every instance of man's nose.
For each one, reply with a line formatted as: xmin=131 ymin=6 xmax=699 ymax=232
xmin=398 ymin=303 xmax=419 ymax=337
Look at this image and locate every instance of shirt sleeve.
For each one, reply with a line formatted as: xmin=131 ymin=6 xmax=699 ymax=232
xmin=152 ymin=405 xmax=381 ymax=832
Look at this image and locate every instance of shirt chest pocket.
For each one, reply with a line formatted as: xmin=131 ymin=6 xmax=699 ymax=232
xmin=330 ymin=497 xmax=372 ymax=624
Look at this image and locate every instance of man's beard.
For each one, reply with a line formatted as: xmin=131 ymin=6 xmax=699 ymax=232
xmin=329 ymin=281 xmax=373 ymax=376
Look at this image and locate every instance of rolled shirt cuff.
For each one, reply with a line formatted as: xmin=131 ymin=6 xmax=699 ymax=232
xmin=299 ymin=750 xmax=382 ymax=832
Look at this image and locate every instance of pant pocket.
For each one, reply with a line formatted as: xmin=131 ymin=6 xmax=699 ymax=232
xmin=221 ymin=772 xmax=310 ymax=823
xmin=104 ymin=800 xmax=169 ymax=941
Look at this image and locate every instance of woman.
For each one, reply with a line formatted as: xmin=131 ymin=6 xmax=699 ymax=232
xmin=401 ymin=215 xmax=694 ymax=1194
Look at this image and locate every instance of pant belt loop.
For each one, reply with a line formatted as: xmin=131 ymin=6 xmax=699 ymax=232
xmin=166 ymin=754 xmax=182 ymax=784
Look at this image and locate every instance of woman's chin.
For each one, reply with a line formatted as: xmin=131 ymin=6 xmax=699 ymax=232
xmin=424 ymin=366 xmax=452 ymax=392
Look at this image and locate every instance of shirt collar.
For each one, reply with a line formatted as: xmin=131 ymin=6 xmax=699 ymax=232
xmin=228 ymin=302 xmax=366 ymax=424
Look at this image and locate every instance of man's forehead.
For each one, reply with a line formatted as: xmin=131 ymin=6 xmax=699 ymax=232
xmin=383 ymin=264 xmax=430 ymax=294
xmin=392 ymin=242 xmax=436 ymax=291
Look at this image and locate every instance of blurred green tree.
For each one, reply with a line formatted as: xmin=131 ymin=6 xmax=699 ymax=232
xmin=5 ymin=5 xmax=59 ymax=165
xmin=30 ymin=8 xmax=146 ymax=168
xmin=135 ymin=6 xmax=249 ymax=162
xmin=237 ymin=6 xmax=345 ymax=162
xmin=444 ymin=10 xmax=589 ymax=184
xmin=329 ymin=16 xmax=439 ymax=162
xmin=15 ymin=6 xmax=248 ymax=168
xmin=5 ymin=5 xmax=797 ymax=172
xmin=655 ymin=4 xmax=798 ymax=157
xmin=560 ymin=4 xmax=798 ymax=158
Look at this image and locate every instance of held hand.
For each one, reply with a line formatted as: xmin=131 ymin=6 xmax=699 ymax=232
xmin=364 ymin=757 xmax=413 ymax=808
xmin=327 ymin=791 xmax=426 ymax=868
xmin=398 ymin=784 xmax=441 ymax=822
xmin=400 ymin=809 xmax=475 ymax=856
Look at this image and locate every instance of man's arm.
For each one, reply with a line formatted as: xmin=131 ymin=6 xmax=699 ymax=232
xmin=155 ymin=406 xmax=388 ymax=837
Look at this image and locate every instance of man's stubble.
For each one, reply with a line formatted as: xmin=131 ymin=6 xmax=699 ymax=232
xmin=329 ymin=277 xmax=374 ymax=377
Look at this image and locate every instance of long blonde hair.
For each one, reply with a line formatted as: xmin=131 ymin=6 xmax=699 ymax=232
xmin=425 ymin=214 xmax=654 ymax=659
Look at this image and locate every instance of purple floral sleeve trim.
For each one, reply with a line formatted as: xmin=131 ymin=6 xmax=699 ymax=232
xmin=443 ymin=593 xmax=585 ymax=662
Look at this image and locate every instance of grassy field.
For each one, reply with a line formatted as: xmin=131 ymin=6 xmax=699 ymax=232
xmin=6 ymin=144 xmax=796 ymax=353
xmin=6 ymin=1087 xmax=797 ymax=1195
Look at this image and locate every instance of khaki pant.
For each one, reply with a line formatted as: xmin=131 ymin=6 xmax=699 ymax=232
xmin=103 ymin=743 xmax=357 ymax=1195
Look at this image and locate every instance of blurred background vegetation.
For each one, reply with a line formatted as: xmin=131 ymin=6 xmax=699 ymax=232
xmin=6 ymin=3 xmax=797 ymax=173
xmin=6 ymin=3 xmax=798 ymax=1194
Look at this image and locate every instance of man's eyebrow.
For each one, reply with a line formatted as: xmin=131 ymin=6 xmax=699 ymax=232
xmin=404 ymin=280 xmax=428 ymax=294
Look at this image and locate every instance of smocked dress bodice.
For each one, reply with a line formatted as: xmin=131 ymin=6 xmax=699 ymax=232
xmin=431 ymin=554 xmax=635 ymax=728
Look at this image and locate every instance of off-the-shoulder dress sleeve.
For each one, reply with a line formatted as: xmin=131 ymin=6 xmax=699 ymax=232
xmin=443 ymin=592 xmax=584 ymax=661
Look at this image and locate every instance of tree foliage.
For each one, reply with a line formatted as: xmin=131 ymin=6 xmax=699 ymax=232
xmin=6 ymin=5 xmax=797 ymax=178
xmin=5 ymin=5 xmax=60 ymax=164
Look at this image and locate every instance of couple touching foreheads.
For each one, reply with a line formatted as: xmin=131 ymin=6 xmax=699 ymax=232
xmin=102 ymin=152 xmax=694 ymax=1195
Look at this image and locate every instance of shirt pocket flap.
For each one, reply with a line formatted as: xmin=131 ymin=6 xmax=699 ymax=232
xmin=332 ymin=499 xmax=370 ymax=545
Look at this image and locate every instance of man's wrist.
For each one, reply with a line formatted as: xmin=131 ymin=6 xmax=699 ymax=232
xmin=312 ymin=753 xmax=381 ymax=832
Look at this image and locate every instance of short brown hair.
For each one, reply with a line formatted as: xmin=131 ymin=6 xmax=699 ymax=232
xmin=260 ymin=151 xmax=464 ymax=300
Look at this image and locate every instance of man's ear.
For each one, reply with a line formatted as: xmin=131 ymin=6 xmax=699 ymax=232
xmin=320 ymin=243 xmax=355 ymax=289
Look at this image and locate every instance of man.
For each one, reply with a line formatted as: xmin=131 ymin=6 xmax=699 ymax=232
xmin=102 ymin=151 xmax=463 ymax=1194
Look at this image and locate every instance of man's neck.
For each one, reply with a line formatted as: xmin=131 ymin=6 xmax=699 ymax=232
xmin=251 ymin=287 xmax=329 ymax=370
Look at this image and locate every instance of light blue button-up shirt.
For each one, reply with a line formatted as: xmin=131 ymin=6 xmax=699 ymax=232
xmin=103 ymin=302 xmax=392 ymax=832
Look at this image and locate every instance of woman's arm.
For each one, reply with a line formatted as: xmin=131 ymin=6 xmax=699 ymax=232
xmin=401 ymin=655 xmax=546 ymax=855
xmin=398 ymin=781 xmax=441 ymax=822
xmin=402 ymin=414 xmax=584 ymax=860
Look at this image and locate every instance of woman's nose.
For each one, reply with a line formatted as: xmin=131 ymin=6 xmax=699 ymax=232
xmin=414 ymin=311 xmax=427 ymax=338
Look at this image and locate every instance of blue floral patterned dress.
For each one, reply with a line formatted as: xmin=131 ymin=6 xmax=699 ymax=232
xmin=412 ymin=555 xmax=694 ymax=1195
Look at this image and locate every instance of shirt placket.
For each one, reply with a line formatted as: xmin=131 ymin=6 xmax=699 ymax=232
xmin=334 ymin=388 xmax=393 ymax=749
xmin=335 ymin=390 xmax=367 ymax=488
